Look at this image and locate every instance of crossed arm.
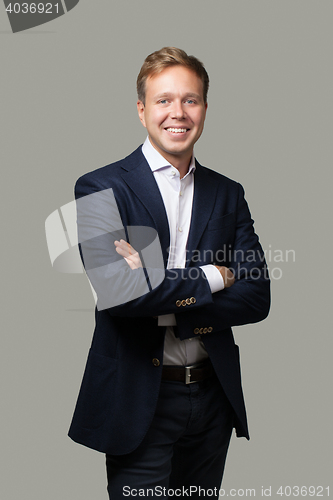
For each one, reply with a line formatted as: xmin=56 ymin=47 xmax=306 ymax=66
xmin=114 ymin=238 xmax=236 ymax=288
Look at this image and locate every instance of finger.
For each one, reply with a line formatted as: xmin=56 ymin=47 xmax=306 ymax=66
xmin=115 ymin=244 xmax=130 ymax=258
xmin=115 ymin=240 xmax=131 ymax=258
xmin=114 ymin=239 xmax=136 ymax=256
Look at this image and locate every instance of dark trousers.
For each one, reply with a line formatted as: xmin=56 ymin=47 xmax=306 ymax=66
xmin=106 ymin=373 xmax=234 ymax=499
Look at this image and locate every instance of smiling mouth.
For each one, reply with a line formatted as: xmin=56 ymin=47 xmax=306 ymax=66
xmin=165 ymin=127 xmax=189 ymax=133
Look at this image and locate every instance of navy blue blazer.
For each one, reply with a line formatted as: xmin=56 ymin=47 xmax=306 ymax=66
xmin=68 ymin=146 xmax=270 ymax=455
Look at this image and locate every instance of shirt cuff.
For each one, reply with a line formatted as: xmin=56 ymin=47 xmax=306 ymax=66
xmin=200 ymin=264 xmax=225 ymax=293
xmin=158 ymin=314 xmax=177 ymax=326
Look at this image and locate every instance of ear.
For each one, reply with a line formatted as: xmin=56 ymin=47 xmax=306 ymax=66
xmin=137 ymin=100 xmax=146 ymax=128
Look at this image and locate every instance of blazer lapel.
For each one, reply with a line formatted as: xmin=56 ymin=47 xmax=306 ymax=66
xmin=186 ymin=161 xmax=219 ymax=266
xmin=120 ymin=148 xmax=170 ymax=266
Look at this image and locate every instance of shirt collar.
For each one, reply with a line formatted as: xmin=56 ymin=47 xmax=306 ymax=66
xmin=142 ymin=136 xmax=196 ymax=175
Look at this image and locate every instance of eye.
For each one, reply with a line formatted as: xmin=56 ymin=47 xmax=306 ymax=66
xmin=158 ymin=99 xmax=168 ymax=104
xmin=185 ymin=99 xmax=196 ymax=104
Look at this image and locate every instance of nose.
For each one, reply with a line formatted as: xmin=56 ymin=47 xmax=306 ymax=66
xmin=170 ymin=100 xmax=186 ymax=120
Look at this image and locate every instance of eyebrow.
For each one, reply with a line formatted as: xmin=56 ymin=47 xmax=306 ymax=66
xmin=153 ymin=92 xmax=202 ymax=100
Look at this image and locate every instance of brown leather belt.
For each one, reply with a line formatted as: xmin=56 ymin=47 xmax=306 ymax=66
xmin=162 ymin=360 xmax=214 ymax=384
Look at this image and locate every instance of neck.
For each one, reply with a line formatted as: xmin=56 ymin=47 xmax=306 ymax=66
xmin=148 ymin=138 xmax=193 ymax=178
xmin=168 ymin=155 xmax=192 ymax=179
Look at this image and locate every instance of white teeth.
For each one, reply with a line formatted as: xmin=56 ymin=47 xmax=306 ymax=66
xmin=166 ymin=128 xmax=187 ymax=133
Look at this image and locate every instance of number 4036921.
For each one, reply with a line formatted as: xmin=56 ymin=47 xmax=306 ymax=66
xmin=5 ymin=3 xmax=59 ymax=14
xmin=276 ymin=486 xmax=330 ymax=497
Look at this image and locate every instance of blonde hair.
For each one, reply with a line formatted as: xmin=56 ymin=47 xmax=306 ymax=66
xmin=137 ymin=47 xmax=209 ymax=104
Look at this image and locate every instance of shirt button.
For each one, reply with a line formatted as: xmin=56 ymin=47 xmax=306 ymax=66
xmin=178 ymin=227 xmax=183 ymax=232
xmin=179 ymin=191 xmax=183 ymax=196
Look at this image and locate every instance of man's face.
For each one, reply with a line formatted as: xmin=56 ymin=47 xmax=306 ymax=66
xmin=137 ymin=65 xmax=207 ymax=167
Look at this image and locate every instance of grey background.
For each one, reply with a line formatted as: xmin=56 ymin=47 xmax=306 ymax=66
xmin=1 ymin=1 xmax=332 ymax=498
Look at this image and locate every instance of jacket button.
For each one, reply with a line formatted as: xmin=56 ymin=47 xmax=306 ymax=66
xmin=176 ymin=300 xmax=181 ymax=307
xmin=199 ymin=328 xmax=204 ymax=334
xmin=186 ymin=298 xmax=191 ymax=305
xmin=203 ymin=328 xmax=208 ymax=334
xmin=152 ymin=358 xmax=160 ymax=367
xmin=181 ymin=300 xmax=186 ymax=306
xmin=194 ymin=328 xmax=200 ymax=335
xmin=207 ymin=327 xmax=213 ymax=333
xmin=190 ymin=297 xmax=196 ymax=304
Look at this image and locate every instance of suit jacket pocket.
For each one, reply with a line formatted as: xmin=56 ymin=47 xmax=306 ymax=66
xmin=73 ymin=349 xmax=117 ymax=430
xmin=207 ymin=213 xmax=236 ymax=231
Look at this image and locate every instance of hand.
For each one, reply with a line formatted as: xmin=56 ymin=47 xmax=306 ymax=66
xmin=214 ymin=266 xmax=235 ymax=288
xmin=114 ymin=239 xmax=143 ymax=270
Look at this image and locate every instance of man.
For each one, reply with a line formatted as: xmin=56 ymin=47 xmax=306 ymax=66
xmin=69 ymin=47 xmax=270 ymax=498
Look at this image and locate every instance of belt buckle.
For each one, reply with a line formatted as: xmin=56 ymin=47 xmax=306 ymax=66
xmin=185 ymin=364 xmax=198 ymax=384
